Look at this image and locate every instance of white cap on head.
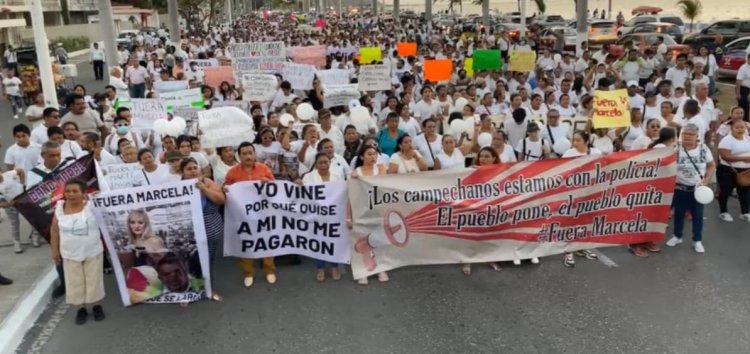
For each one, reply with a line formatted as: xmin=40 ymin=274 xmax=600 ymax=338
xmin=627 ymin=80 xmax=639 ymax=88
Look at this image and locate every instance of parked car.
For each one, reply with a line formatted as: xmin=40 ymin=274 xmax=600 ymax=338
xmin=618 ymin=13 xmax=684 ymax=37
xmin=588 ymin=20 xmax=618 ymax=44
xmin=717 ymin=36 xmax=750 ymax=78
xmin=494 ymin=23 xmax=528 ymax=42
xmin=532 ymin=15 xmax=569 ymax=28
xmin=630 ymin=22 xmax=683 ymax=43
xmin=538 ymin=26 xmax=577 ymax=52
xmin=682 ymin=19 xmax=750 ymax=50
xmin=610 ymin=33 xmax=690 ymax=58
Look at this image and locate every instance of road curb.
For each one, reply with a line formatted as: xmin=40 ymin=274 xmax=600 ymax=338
xmin=0 ymin=266 xmax=57 ymax=354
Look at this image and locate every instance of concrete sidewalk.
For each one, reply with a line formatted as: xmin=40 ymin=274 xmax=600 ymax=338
xmin=0 ymin=215 xmax=58 ymax=354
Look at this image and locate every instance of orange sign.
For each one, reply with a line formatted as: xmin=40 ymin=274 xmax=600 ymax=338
xmin=397 ymin=42 xmax=417 ymax=57
xmin=424 ymin=59 xmax=453 ymax=82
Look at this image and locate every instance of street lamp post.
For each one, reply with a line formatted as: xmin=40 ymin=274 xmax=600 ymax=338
xmin=28 ymin=0 xmax=56 ymax=108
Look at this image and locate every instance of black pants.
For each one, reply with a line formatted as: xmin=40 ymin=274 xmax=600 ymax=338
xmin=717 ymin=164 xmax=750 ymax=214
xmin=93 ymin=60 xmax=104 ymax=80
xmin=740 ymin=86 xmax=750 ymax=121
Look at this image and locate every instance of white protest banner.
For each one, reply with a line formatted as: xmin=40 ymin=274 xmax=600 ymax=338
xmin=198 ymin=106 xmax=255 ymax=148
xmin=185 ymin=59 xmax=219 ymax=68
xmin=154 ymin=80 xmax=189 ymax=93
xmin=159 ymin=88 xmax=204 ymax=111
xmin=242 ymin=74 xmax=278 ymax=102
xmin=213 ymin=100 xmax=249 ymax=112
xmin=316 ymin=69 xmax=350 ymax=86
xmin=224 ymin=180 xmax=351 ymax=263
xmin=357 ymin=64 xmax=391 ymax=91
xmin=229 ymin=42 xmax=286 ymax=77
xmin=347 ymin=148 xmax=677 ymax=279
xmin=282 ymin=62 xmax=315 ymax=90
xmin=130 ymin=99 xmax=167 ymax=130
xmin=323 ymin=84 xmax=360 ymax=108
xmin=104 ymin=163 xmax=148 ymax=190
xmin=92 ymin=180 xmax=211 ymax=306
xmin=290 ymin=45 xmax=326 ymax=68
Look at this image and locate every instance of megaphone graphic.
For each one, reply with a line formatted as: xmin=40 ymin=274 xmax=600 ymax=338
xmin=354 ymin=210 xmax=409 ymax=271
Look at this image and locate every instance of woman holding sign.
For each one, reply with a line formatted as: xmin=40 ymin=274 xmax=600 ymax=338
xmin=181 ymin=158 xmax=225 ymax=301
xmin=302 ymin=153 xmax=344 ymax=282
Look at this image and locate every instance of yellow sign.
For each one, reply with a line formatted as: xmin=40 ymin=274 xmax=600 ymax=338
xmin=507 ymin=50 xmax=536 ymax=72
xmin=592 ymin=89 xmax=631 ymax=129
xmin=464 ymin=58 xmax=474 ymax=78
xmin=359 ymin=47 xmax=382 ymax=64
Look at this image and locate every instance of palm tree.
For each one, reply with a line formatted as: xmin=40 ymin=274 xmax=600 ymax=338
xmin=533 ymin=0 xmax=545 ymax=14
xmin=676 ymin=0 xmax=702 ymax=32
xmin=438 ymin=0 xmax=462 ymax=14
xmin=471 ymin=0 xmax=489 ymax=30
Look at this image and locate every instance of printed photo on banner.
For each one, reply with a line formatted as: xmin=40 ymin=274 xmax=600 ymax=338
xmin=224 ymin=180 xmax=351 ymax=263
xmin=92 ymin=180 xmax=211 ymax=306
xmin=347 ymin=149 xmax=677 ymax=279
xmin=14 ymin=156 xmax=99 ymax=242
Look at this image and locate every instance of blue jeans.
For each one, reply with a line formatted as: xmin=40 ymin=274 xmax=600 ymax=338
xmin=316 ymin=260 xmax=338 ymax=269
xmin=673 ymin=188 xmax=704 ymax=242
xmin=130 ymin=83 xmax=146 ymax=98
xmin=709 ymin=77 xmax=716 ymax=97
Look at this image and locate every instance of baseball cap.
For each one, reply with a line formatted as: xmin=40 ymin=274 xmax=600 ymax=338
xmin=166 ymin=150 xmax=183 ymax=161
xmin=627 ymin=80 xmax=639 ymax=88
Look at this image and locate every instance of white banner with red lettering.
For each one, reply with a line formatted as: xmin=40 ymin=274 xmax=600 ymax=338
xmin=347 ymin=149 xmax=676 ymax=279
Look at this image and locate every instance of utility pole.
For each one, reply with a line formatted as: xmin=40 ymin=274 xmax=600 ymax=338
xmin=576 ymin=0 xmax=588 ymax=57
xmin=28 ymin=0 xmax=56 ymax=108
xmin=168 ymin=0 xmax=180 ymax=44
xmin=97 ymin=0 xmax=119 ymax=65
xmin=227 ymin=0 xmax=233 ymax=23
xmin=519 ymin=0 xmax=526 ymax=38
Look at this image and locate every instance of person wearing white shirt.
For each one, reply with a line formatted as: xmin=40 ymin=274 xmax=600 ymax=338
xmin=317 ymin=109 xmax=345 ymax=156
xmin=125 ymin=58 xmax=149 ymax=98
xmin=271 ymin=82 xmax=296 ymax=110
xmin=89 ymin=43 xmax=106 ymax=80
xmin=591 ymin=46 xmax=608 ymax=65
xmin=48 ymin=127 xmax=84 ymax=162
xmin=574 ymin=51 xmax=591 ymax=74
xmin=103 ymin=117 xmax=145 ymax=155
xmin=5 ymin=124 xmax=41 ymax=173
xmin=32 ymin=108 xmax=61 ymax=145
xmin=626 ymin=81 xmax=645 ymax=109
xmin=412 ymin=119 xmax=442 ymax=169
xmin=675 ymin=99 xmax=708 ymax=142
xmin=631 ymin=118 xmax=663 ymax=150
xmin=25 ymin=93 xmax=46 ymax=129
xmin=3 ymin=72 xmax=23 ymax=119
xmin=516 ymin=123 xmax=551 ymax=161
xmin=540 ymin=110 xmax=571 ymax=155
xmin=109 ymin=67 xmax=130 ymax=99
xmin=676 ymin=83 xmax=714 ymax=130
xmin=716 ymin=119 xmax=750 ymax=221
xmin=4 ymin=44 xmax=17 ymax=73
xmin=665 ymin=54 xmax=690 ymax=89
xmin=736 ymin=53 xmax=750 ymax=121
xmin=412 ymin=87 xmax=441 ymax=121
xmin=665 ymin=123 xmax=714 ymax=253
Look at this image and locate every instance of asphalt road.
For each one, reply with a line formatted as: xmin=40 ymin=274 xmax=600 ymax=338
xmin=10 ymin=63 xmax=750 ymax=354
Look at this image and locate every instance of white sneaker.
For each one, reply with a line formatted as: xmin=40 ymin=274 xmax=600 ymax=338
xmin=243 ymin=277 xmax=254 ymax=288
xmin=13 ymin=114 xmax=18 ymax=119
xmin=266 ymin=273 xmax=277 ymax=284
xmin=666 ymin=236 xmax=683 ymax=247
xmin=531 ymin=257 xmax=540 ymax=264
xmin=357 ymin=278 xmax=369 ymax=285
xmin=718 ymin=213 xmax=734 ymax=222
xmin=694 ymin=241 xmax=705 ymax=254
xmin=13 ymin=241 xmax=22 ymax=254
xmin=377 ymin=272 xmax=389 ymax=282
xmin=31 ymin=233 xmax=40 ymax=247
xmin=513 ymin=259 xmax=521 ymax=266
xmin=739 ymin=214 xmax=750 ymax=222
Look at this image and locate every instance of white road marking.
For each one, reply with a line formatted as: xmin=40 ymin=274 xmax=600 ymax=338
xmin=26 ymin=300 xmax=70 ymax=354
xmin=596 ymin=249 xmax=619 ymax=268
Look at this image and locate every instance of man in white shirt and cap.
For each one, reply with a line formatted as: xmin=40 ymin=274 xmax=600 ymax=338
xmin=90 ymin=43 xmax=106 ymax=80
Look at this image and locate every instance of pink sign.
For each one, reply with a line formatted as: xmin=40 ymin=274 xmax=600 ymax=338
xmin=291 ymin=45 xmax=327 ymax=69
xmin=203 ymin=66 xmax=235 ymax=88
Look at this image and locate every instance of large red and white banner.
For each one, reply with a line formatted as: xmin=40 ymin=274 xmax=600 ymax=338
xmin=348 ymin=149 xmax=677 ymax=279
